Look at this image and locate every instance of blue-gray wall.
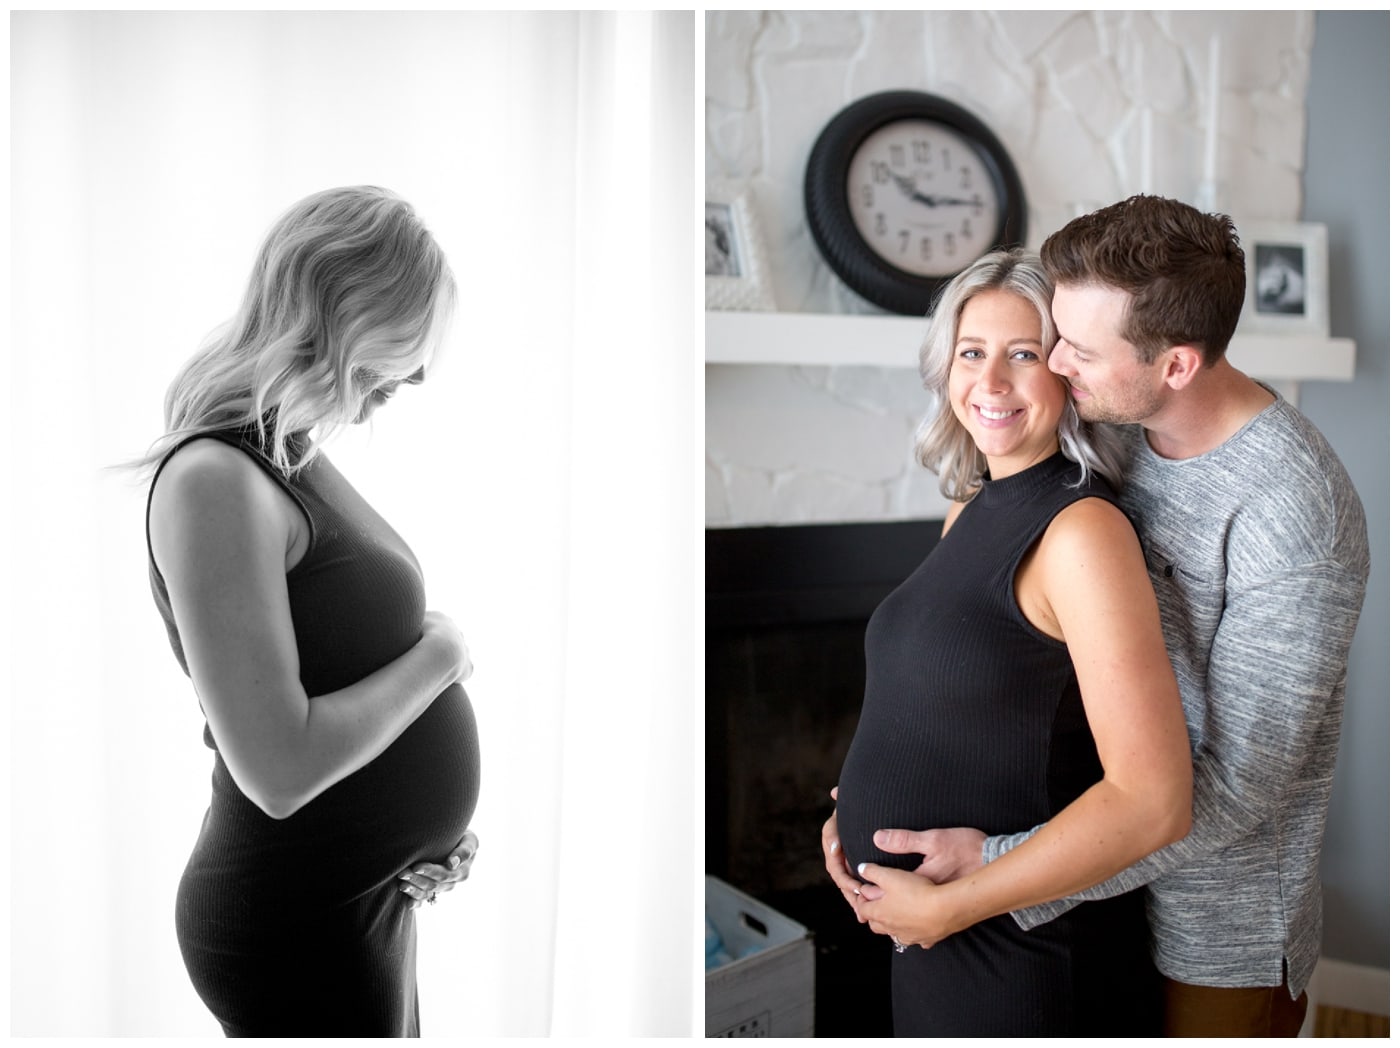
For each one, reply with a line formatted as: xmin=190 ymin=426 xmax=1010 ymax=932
xmin=1300 ymin=11 xmax=1389 ymax=972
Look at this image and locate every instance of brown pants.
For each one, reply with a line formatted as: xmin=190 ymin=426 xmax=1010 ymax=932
xmin=1163 ymin=975 xmax=1308 ymax=1037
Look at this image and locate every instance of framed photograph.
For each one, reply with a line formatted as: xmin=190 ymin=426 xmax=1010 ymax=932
xmin=706 ymin=183 xmax=776 ymax=312
xmin=1237 ymin=221 xmax=1330 ymax=336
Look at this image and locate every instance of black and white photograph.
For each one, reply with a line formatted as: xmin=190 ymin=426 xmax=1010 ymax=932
xmin=706 ymin=201 xmax=742 ymax=277
xmin=1254 ymin=243 xmax=1308 ymax=315
xmin=1238 ymin=221 xmax=1331 ymax=336
xmin=11 ymin=10 xmax=694 ymax=1037
xmin=704 ymin=183 xmax=777 ymax=312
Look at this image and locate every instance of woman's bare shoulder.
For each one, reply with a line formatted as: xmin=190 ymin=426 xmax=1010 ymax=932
xmin=1039 ymin=495 xmax=1155 ymax=626
xmin=1043 ymin=496 xmax=1138 ymax=557
xmin=149 ymin=438 xmax=292 ymax=567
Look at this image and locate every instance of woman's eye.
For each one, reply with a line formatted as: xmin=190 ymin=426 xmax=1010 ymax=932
xmin=1012 ymin=350 xmax=1041 ymax=362
xmin=958 ymin=348 xmax=983 ymax=360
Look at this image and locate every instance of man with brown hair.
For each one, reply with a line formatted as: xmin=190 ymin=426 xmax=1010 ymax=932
xmin=825 ymin=195 xmax=1369 ymax=1036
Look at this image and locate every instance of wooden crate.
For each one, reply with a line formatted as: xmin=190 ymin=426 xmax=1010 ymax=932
xmin=705 ymin=876 xmax=815 ymax=1037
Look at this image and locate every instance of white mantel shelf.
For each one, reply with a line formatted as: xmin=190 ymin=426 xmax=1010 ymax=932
xmin=706 ymin=310 xmax=1357 ymax=381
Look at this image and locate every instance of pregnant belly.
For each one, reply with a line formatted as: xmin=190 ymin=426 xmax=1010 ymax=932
xmin=319 ymin=683 xmax=482 ymax=872
xmin=836 ymin=756 xmax=932 ymax=878
xmin=836 ymin=720 xmax=995 ymax=878
xmin=199 ymin=684 xmax=481 ymax=906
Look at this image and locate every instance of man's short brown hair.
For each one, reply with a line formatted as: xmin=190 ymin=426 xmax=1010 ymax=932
xmin=1040 ymin=195 xmax=1246 ymax=365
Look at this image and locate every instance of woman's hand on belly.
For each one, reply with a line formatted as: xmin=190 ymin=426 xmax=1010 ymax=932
xmin=852 ymin=862 xmax=962 ymax=949
xmin=397 ymin=829 xmax=480 ymax=909
xmin=821 ymin=788 xmax=868 ymax=922
xmin=423 ymin=611 xmax=474 ymax=686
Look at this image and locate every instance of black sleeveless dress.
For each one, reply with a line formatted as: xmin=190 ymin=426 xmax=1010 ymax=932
xmin=836 ymin=453 xmax=1160 ymax=1036
xmin=147 ymin=426 xmax=481 ymax=1037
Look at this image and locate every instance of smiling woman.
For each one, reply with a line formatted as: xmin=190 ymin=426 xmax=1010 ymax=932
xmin=827 ymin=249 xmax=1192 ymax=1036
xmin=947 ymin=289 xmax=1066 ymax=476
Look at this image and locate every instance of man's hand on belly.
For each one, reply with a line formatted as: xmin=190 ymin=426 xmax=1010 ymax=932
xmin=856 ymin=827 xmax=988 ymax=900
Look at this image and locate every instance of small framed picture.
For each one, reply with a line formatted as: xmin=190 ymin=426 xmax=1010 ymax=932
xmin=1237 ymin=221 xmax=1330 ymax=336
xmin=705 ymin=183 xmax=776 ymax=312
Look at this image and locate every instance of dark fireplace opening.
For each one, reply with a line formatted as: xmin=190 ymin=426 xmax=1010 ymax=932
xmin=706 ymin=520 xmax=943 ymax=1037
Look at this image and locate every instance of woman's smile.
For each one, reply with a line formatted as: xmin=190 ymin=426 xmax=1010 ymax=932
xmin=972 ymin=404 xmax=1024 ymax=425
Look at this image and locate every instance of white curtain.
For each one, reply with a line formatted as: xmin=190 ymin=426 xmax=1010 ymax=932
xmin=10 ymin=11 xmax=695 ymax=1036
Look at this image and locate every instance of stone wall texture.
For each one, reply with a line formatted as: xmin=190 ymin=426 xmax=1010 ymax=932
xmin=706 ymin=10 xmax=1315 ymax=526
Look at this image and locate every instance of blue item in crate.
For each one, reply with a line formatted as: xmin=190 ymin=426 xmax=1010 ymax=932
xmin=704 ymin=912 xmax=734 ymax=971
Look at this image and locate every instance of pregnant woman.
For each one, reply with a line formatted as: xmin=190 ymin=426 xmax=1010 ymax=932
xmin=825 ymin=250 xmax=1191 ymax=1035
xmin=138 ymin=186 xmax=480 ymax=1036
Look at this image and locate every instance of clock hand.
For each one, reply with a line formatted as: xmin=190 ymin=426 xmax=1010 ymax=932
xmin=891 ymin=173 xmax=940 ymax=208
xmin=890 ymin=174 xmax=981 ymax=210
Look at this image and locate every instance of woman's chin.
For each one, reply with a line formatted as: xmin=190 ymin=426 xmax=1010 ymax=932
xmin=354 ymin=395 xmax=389 ymax=424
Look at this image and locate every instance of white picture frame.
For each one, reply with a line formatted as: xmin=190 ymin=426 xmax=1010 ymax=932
xmin=705 ymin=183 xmax=776 ymax=312
xmin=1237 ymin=221 xmax=1330 ymax=337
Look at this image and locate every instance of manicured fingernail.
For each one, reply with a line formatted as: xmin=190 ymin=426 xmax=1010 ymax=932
xmin=829 ymin=840 xmax=839 ymax=854
xmin=857 ymin=863 xmax=867 ymax=876
xmin=449 ymin=856 xmax=460 ymax=869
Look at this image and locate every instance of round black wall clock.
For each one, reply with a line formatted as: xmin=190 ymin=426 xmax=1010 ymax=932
xmin=804 ymin=90 xmax=1028 ymax=316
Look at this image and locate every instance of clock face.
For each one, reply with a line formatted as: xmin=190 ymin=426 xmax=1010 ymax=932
xmin=804 ymin=91 xmax=1027 ymax=315
xmin=846 ymin=119 xmax=1002 ymax=278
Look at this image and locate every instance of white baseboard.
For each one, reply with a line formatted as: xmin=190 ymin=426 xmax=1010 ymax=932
xmin=1300 ymin=957 xmax=1389 ymax=1036
xmin=1308 ymin=957 xmax=1389 ymax=1014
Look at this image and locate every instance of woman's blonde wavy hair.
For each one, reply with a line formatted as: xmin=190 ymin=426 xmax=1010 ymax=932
xmin=132 ymin=185 xmax=456 ymax=477
xmin=913 ymin=249 xmax=1126 ymax=501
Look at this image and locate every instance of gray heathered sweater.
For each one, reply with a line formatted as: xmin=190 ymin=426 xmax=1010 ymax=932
xmin=982 ymin=390 xmax=1370 ymax=999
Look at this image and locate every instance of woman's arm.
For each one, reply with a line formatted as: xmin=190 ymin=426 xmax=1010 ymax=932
xmin=149 ymin=440 xmax=471 ymax=820
xmin=853 ymin=497 xmax=1191 ymax=945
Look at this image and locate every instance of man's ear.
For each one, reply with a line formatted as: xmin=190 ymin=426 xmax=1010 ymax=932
xmin=1160 ymin=345 xmax=1205 ymax=390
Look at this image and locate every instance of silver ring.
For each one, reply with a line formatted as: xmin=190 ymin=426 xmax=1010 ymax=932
xmin=892 ymin=936 xmax=908 ymax=953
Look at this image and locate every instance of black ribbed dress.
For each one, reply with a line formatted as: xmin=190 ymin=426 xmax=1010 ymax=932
xmin=836 ymin=453 xmax=1160 ymax=1036
xmin=147 ymin=427 xmax=481 ymax=1037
